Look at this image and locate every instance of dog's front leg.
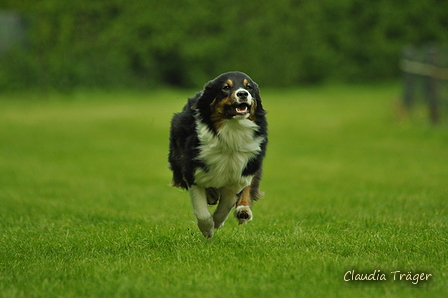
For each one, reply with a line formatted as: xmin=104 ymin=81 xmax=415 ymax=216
xmin=234 ymin=186 xmax=253 ymax=224
xmin=189 ymin=185 xmax=214 ymax=238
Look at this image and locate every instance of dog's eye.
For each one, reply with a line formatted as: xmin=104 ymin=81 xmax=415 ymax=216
xmin=246 ymin=84 xmax=252 ymax=90
xmin=222 ymin=85 xmax=231 ymax=91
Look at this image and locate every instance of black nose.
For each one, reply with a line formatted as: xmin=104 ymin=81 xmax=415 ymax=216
xmin=236 ymin=90 xmax=248 ymax=99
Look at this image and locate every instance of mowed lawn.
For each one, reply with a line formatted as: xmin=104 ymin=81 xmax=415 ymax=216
xmin=0 ymin=85 xmax=447 ymax=298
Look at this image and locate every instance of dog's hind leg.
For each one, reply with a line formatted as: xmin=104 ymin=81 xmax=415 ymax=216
xmin=189 ymin=185 xmax=214 ymax=238
xmin=206 ymin=187 xmax=220 ymax=205
xmin=213 ymin=188 xmax=237 ymax=229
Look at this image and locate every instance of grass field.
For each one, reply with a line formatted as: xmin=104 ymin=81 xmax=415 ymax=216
xmin=1 ymin=84 xmax=447 ymax=297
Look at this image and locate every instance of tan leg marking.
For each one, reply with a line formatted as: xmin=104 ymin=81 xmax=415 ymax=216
xmin=234 ymin=186 xmax=253 ymax=224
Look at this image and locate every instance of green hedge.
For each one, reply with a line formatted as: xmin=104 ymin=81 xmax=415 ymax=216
xmin=1 ymin=0 xmax=448 ymax=90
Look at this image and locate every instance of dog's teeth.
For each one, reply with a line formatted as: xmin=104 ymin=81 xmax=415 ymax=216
xmin=236 ymin=107 xmax=248 ymax=114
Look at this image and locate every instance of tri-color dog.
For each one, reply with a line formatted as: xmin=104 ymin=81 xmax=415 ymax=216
xmin=168 ymin=72 xmax=268 ymax=238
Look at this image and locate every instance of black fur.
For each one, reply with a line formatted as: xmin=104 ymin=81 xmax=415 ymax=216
xmin=168 ymin=71 xmax=267 ymax=191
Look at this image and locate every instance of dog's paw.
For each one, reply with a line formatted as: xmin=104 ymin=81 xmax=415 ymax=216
xmin=234 ymin=206 xmax=253 ymax=225
xmin=197 ymin=216 xmax=214 ymax=238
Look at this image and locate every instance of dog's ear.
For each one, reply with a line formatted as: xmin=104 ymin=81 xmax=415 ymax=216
xmin=194 ymin=79 xmax=217 ymax=109
xmin=190 ymin=86 xmax=214 ymax=115
xmin=252 ymin=81 xmax=267 ymax=116
xmin=204 ymin=79 xmax=215 ymax=90
xmin=189 ymin=91 xmax=203 ymax=111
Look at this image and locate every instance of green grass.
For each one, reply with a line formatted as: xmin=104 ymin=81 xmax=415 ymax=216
xmin=1 ymin=85 xmax=447 ymax=298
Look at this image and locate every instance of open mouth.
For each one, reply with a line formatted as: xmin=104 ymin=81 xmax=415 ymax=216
xmin=235 ymin=103 xmax=250 ymax=115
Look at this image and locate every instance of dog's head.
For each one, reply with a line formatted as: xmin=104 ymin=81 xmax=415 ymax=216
xmin=193 ymin=72 xmax=266 ymax=129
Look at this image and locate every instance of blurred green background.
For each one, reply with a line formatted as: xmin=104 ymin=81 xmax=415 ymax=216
xmin=1 ymin=0 xmax=448 ymax=90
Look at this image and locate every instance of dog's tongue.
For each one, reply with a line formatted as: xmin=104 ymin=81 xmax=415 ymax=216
xmin=236 ymin=104 xmax=248 ymax=114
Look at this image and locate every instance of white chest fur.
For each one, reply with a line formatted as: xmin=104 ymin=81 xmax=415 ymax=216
xmin=194 ymin=119 xmax=264 ymax=190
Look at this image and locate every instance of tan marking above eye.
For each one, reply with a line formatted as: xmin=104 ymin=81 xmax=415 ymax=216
xmin=243 ymin=79 xmax=252 ymax=89
xmin=223 ymin=79 xmax=233 ymax=90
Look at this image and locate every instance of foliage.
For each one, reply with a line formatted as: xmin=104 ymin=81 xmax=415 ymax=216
xmin=1 ymin=0 xmax=448 ymax=89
